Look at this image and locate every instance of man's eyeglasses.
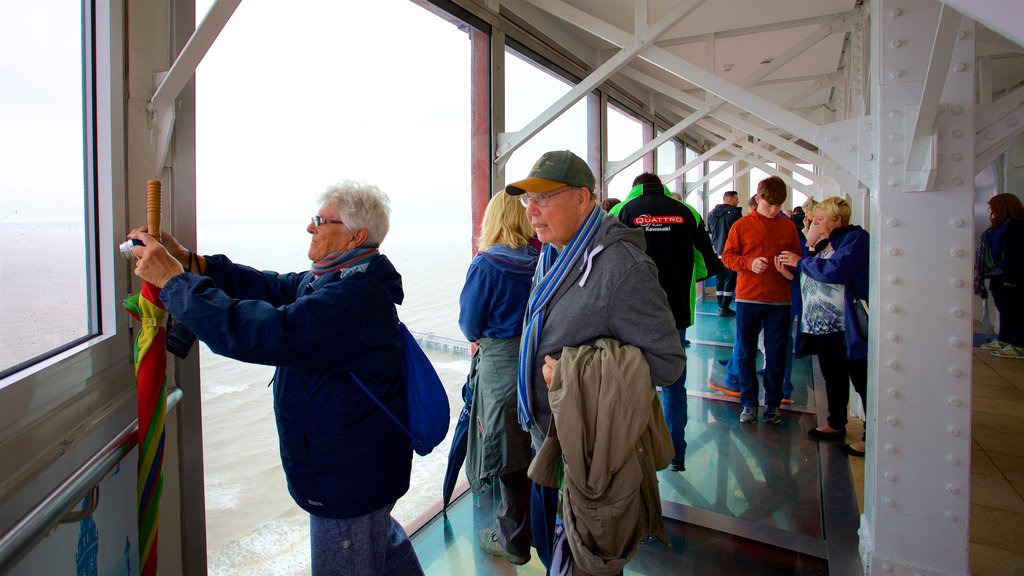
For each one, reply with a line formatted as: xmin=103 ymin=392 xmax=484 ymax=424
xmin=311 ymin=215 xmax=345 ymax=228
xmin=519 ymin=186 xmax=575 ymax=208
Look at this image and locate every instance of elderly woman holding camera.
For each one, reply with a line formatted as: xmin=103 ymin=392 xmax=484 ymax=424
xmin=129 ymin=181 xmax=423 ymax=575
xmin=776 ymin=196 xmax=870 ymax=457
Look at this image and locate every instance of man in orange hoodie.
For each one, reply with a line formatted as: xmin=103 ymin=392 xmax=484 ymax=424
xmin=720 ymin=176 xmax=802 ymax=424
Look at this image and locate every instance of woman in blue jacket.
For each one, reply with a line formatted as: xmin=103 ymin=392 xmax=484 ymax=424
xmin=458 ymin=190 xmax=539 ymax=566
xmin=778 ymin=196 xmax=869 ymax=457
xmin=129 ymin=181 xmax=423 ymax=575
xmin=978 ymin=193 xmax=1024 ymax=358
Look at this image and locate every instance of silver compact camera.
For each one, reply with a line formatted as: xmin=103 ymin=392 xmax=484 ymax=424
xmin=119 ymin=238 xmax=143 ymax=260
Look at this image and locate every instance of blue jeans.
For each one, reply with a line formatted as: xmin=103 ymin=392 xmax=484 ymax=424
xmin=659 ymin=328 xmax=688 ymax=462
xmin=735 ymin=302 xmax=790 ymax=409
xmin=724 ymin=318 xmax=795 ymax=398
xmin=310 ymin=504 xmax=423 ymax=576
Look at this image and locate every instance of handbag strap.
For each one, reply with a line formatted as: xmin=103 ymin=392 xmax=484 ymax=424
xmin=349 ymin=371 xmax=413 ymax=441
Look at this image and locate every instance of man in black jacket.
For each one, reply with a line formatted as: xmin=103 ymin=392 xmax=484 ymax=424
xmin=706 ymin=190 xmax=743 ymax=316
xmin=615 ymin=172 xmax=721 ymax=472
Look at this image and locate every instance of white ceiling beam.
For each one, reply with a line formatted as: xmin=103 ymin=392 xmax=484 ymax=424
xmin=682 ymin=151 xmax=749 ymax=192
xmin=693 ymin=120 xmax=824 ymax=190
xmin=628 ymin=69 xmax=819 ymax=164
xmin=658 ymin=133 xmax=743 ymax=185
xmin=707 ymin=164 xmax=754 ymax=196
xmin=149 ymin=0 xmax=242 ymax=171
xmin=975 ymin=96 xmax=1024 ymax=173
xmin=605 ymin=103 xmax=712 ymax=180
xmin=658 ymin=8 xmax=864 ymax=47
xmin=939 ymin=0 xmax=1024 ymax=48
xmin=528 ymin=0 xmax=825 ymax=143
xmin=782 ymin=74 xmax=839 ymax=109
xmin=734 ymin=138 xmax=819 ymax=184
xmin=684 ymin=72 xmax=838 ymax=94
xmin=734 ymin=148 xmax=818 ymax=197
xmin=739 ymin=15 xmax=859 ymax=89
xmin=496 ymin=0 xmax=706 ymax=165
xmin=906 ymin=5 xmax=962 ymax=174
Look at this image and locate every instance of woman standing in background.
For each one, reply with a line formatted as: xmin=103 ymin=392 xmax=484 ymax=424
xmin=978 ymin=193 xmax=1024 ymax=359
xmin=458 ymin=190 xmax=539 ymax=565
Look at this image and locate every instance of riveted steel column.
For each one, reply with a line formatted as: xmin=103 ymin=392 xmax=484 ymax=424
xmin=861 ymin=2 xmax=974 ymax=574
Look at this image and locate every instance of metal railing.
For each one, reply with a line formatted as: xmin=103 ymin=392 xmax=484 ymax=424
xmin=0 ymin=387 xmax=183 ymax=575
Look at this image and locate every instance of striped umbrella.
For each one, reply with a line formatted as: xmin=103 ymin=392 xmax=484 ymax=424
xmin=123 ymin=281 xmax=167 ymax=576
xmin=122 ymin=179 xmax=168 ymax=576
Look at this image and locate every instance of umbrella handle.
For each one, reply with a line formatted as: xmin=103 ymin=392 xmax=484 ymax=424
xmin=147 ymin=179 xmax=161 ymax=241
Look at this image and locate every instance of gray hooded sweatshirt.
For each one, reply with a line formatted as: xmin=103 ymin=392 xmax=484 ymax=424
xmin=527 ymin=212 xmax=686 ymax=435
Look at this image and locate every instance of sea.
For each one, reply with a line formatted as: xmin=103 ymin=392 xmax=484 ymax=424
xmin=0 ymin=220 xmax=476 ymax=575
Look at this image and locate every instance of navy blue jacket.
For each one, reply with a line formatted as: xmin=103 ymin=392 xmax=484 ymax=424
xmin=160 ymin=254 xmax=412 ymax=519
xmin=458 ymin=244 xmax=539 ymax=341
xmin=793 ymin=225 xmax=870 ymax=360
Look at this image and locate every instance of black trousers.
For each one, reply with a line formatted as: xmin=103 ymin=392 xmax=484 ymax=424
xmin=808 ymin=332 xmax=867 ymax=435
xmin=716 ymin=267 xmax=737 ymax=309
xmin=992 ymin=279 xmax=1024 ymax=347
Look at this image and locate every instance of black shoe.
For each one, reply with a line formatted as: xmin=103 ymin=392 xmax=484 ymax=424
xmin=808 ymin=427 xmax=846 ymax=441
xmin=668 ymin=460 xmax=686 ymax=471
xmin=718 ymin=308 xmax=736 ymax=317
xmin=840 ymin=443 xmax=866 ymax=457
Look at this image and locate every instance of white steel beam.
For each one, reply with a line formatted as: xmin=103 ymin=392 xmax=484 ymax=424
xmin=495 ymin=0 xmax=705 ymax=165
xmin=658 ymin=8 xmax=863 ymax=47
xmin=149 ymin=0 xmax=242 ymax=171
xmin=528 ymin=0 xmax=825 ymax=144
xmin=740 ymin=153 xmax=818 ymax=198
xmin=782 ymin=74 xmax=840 ymax=109
xmin=658 ymin=133 xmax=742 ymax=185
xmin=974 ymin=93 xmax=1024 ymax=172
xmin=605 ymin=4 xmax=851 ymax=183
xmin=906 ymin=5 xmax=962 ymax=174
xmin=633 ymin=70 xmax=820 ymax=164
xmin=862 ymin=3 xmax=975 ymax=574
xmin=682 ymin=151 xmax=748 ymax=192
xmin=940 ymin=0 xmax=1024 ymax=48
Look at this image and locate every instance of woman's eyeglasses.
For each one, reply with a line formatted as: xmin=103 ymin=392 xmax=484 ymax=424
xmin=519 ymin=187 xmax=574 ymax=208
xmin=311 ymin=215 xmax=345 ymax=228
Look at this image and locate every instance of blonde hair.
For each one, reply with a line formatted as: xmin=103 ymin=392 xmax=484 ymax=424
xmin=802 ymin=197 xmax=818 ymax=212
xmin=477 ymin=190 xmax=534 ymax=251
xmin=816 ymin=196 xmax=852 ymax=226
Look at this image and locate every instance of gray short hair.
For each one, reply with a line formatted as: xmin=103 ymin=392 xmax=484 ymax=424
xmin=318 ymin=180 xmax=391 ymax=245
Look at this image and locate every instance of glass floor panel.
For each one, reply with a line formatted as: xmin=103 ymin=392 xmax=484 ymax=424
xmin=413 ymin=484 xmax=828 ymax=576
xmin=411 ymin=296 xmax=858 ymax=574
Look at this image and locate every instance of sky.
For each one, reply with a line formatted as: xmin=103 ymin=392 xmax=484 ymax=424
xmin=0 ymin=0 xmax=84 ymax=223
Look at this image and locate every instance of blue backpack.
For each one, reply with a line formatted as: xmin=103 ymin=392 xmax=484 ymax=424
xmin=350 ymin=322 xmax=450 ymax=456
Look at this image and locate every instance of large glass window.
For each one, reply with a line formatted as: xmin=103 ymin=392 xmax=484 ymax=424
xmin=683 ymin=145 xmax=703 ymax=201
xmin=0 ymin=3 xmax=89 ymax=376
xmin=504 ymin=50 xmax=588 ymax=189
xmin=792 ymin=163 xmax=813 ymax=208
xmin=747 ymin=162 xmax=778 ymax=204
xmin=708 ymin=160 xmax=735 ymax=209
xmin=605 ymin=104 xmax=646 ymax=200
xmin=196 ymin=1 xmax=473 ymax=572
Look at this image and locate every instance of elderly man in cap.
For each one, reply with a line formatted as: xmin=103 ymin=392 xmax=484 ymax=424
xmin=501 ymin=150 xmax=684 ymax=571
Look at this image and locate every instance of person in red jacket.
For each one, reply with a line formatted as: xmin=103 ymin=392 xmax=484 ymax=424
xmin=720 ymin=176 xmax=802 ymax=424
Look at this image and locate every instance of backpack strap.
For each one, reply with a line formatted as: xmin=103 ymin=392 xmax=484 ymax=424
xmin=349 ymin=372 xmax=413 ymax=441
